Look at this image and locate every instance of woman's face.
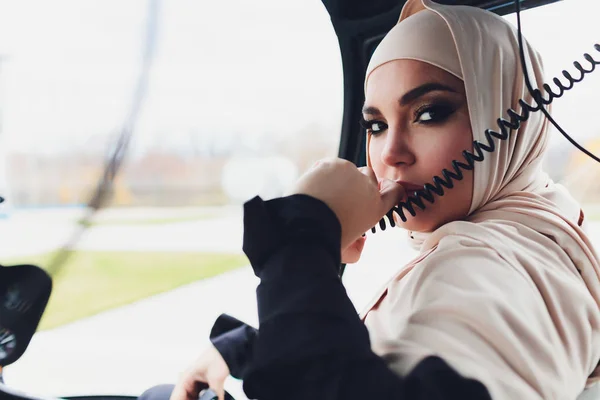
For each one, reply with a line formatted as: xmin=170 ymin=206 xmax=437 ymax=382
xmin=364 ymin=59 xmax=474 ymax=232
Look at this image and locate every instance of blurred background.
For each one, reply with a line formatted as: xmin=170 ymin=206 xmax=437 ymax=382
xmin=0 ymin=0 xmax=598 ymax=398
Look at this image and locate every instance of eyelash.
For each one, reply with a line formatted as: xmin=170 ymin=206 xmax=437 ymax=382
xmin=360 ymin=103 xmax=456 ymax=135
xmin=359 ymin=118 xmax=388 ymax=134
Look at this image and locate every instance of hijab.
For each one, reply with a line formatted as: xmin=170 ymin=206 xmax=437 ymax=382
xmin=361 ymin=1 xmax=600 ymax=398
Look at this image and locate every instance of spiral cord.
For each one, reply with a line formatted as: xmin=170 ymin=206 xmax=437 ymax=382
xmin=371 ymin=38 xmax=600 ymax=233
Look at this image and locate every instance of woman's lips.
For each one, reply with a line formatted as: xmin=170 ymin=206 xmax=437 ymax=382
xmin=395 ymin=180 xmax=424 ymax=192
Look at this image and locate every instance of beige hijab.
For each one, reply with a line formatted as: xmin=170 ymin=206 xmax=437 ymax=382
xmin=361 ymin=0 xmax=600 ymax=398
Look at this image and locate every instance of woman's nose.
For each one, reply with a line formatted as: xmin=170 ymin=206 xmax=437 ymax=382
xmin=380 ymin=128 xmax=415 ymax=167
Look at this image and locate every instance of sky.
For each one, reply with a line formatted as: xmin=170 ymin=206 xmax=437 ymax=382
xmin=0 ymin=0 xmax=597 ymax=156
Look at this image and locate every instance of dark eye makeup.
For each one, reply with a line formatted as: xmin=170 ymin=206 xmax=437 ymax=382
xmin=359 ymin=118 xmax=388 ymax=134
xmin=412 ymin=102 xmax=456 ymax=124
xmin=360 ymin=100 xmax=458 ymax=135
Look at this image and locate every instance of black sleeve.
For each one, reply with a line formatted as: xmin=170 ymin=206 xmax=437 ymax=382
xmin=209 ymin=314 xmax=257 ymax=380
xmin=240 ymin=195 xmax=492 ymax=400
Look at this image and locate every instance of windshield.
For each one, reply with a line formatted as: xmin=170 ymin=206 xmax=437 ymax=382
xmin=0 ymin=0 xmax=341 ymax=397
xmin=1 ymin=0 xmax=599 ymax=399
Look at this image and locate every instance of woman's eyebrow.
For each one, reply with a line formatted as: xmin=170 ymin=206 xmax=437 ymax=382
xmin=362 ymin=105 xmax=381 ymax=116
xmin=362 ymin=82 xmax=458 ymax=114
xmin=399 ymin=82 xmax=457 ymax=105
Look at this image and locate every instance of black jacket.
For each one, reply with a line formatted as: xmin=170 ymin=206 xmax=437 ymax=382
xmin=210 ymin=194 xmax=491 ymax=400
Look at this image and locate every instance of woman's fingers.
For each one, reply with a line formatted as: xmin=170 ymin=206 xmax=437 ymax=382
xmin=169 ymin=385 xmax=186 ymax=400
xmin=206 ymin=366 xmax=227 ymax=400
xmin=169 ymin=344 xmax=229 ymax=400
xmin=217 ymin=389 xmax=225 ymax=400
xmin=292 ymin=158 xmax=402 ymax=248
xmin=209 ymin=380 xmax=225 ymax=400
xmin=358 ymin=166 xmax=378 ymax=185
xmin=169 ymin=378 xmax=199 ymax=400
xmin=379 ymin=179 xmax=406 ymax=213
xmin=359 ymin=167 xmax=404 ymax=215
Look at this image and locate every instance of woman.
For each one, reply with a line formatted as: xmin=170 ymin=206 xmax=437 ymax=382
xmin=141 ymin=0 xmax=600 ymax=399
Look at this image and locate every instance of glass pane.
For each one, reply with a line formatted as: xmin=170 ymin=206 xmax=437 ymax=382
xmin=503 ymin=0 xmax=600 ymax=206
xmin=0 ymin=0 xmax=342 ymax=398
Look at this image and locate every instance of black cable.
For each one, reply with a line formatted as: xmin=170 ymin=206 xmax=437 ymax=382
xmin=514 ymin=0 xmax=600 ymax=163
xmin=44 ymin=0 xmax=160 ymax=276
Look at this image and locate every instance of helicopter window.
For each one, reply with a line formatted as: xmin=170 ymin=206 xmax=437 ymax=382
xmin=0 ymin=0 xmax=341 ymax=397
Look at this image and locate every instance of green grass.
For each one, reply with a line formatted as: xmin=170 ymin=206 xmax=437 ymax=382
xmin=9 ymin=251 xmax=249 ymax=331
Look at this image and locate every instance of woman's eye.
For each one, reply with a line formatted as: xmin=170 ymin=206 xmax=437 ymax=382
xmin=418 ymin=110 xmax=435 ymax=122
xmin=370 ymin=122 xmax=385 ymax=132
xmin=360 ymin=119 xmax=388 ymax=134
xmin=414 ymin=104 xmax=455 ymax=124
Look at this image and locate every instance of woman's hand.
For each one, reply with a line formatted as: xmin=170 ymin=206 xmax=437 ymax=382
xmin=170 ymin=345 xmax=230 ymax=400
xmin=292 ymin=158 xmax=405 ymax=249
xmin=342 ymin=235 xmax=366 ymax=264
